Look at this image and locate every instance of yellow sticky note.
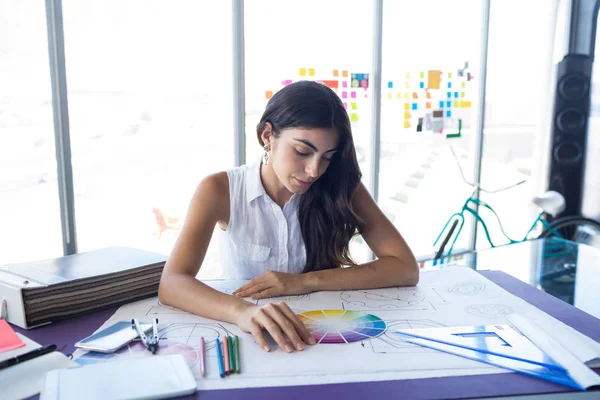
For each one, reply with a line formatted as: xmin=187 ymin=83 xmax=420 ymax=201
xmin=405 ymin=72 xmax=410 ymax=79
xmin=404 ymin=120 xmax=411 ymax=128
xmin=420 ymin=72 xmax=425 ymax=79
xmin=265 ymin=91 xmax=273 ymax=99
xmin=428 ymin=70 xmax=441 ymax=89
xmin=299 ymin=68 xmax=307 ymax=76
xmin=308 ymin=68 xmax=315 ymax=76
xmin=405 ymin=82 xmax=410 ymax=89
xmin=460 ymin=92 xmax=465 ymax=98
xmin=404 ymin=103 xmax=410 ymax=110
xmin=404 ymin=111 xmax=411 ymax=119
xmin=454 ymin=101 xmax=459 ymax=108
xmin=350 ymin=113 xmax=358 ymax=122
xmin=448 ymin=72 xmax=452 ymax=78
xmin=461 ymin=82 xmax=466 ymax=88
xmin=333 ymin=69 xmax=339 ymax=77
xmin=404 ymin=92 xmax=410 ymax=100
xmin=396 ymin=92 xmax=402 ymax=99
xmin=388 ymin=92 xmax=393 ymax=99
xmin=351 ymin=102 xmax=357 ymax=110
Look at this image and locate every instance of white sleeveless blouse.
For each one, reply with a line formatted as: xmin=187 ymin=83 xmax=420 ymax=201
xmin=218 ymin=158 xmax=307 ymax=279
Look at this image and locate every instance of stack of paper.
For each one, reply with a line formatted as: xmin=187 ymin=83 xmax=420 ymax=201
xmin=0 ymin=247 xmax=167 ymax=328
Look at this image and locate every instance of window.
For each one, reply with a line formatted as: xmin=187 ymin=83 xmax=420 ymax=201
xmin=61 ymin=0 xmax=234 ymax=277
xmin=380 ymin=0 xmax=484 ymax=258
xmin=0 ymin=2 xmax=63 ymax=264
xmin=244 ymin=0 xmax=374 ymax=262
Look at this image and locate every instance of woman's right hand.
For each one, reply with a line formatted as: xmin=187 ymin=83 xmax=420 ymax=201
xmin=235 ymin=302 xmax=316 ymax=352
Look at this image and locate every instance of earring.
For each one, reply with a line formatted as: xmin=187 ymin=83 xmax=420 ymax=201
xmin=263 ymin=145 xmax=270 ymax=165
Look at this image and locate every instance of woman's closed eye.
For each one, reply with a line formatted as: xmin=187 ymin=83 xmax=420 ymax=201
xmin=294 ymin=148 xmax=332 ymax=162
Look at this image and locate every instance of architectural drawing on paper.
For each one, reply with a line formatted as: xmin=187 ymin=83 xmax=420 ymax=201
xmin=340 ymin=287 xmax=434 ymax=311
xmin=447 ymin=281 xmax=487 ymax=296
xmin=465 ymin=304 xmax=514 ymax=318
xmin=369 ymin=319 xmax=447 ymax=354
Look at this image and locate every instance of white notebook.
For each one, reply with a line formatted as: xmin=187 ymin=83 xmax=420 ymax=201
xmin=40 ymin=354 xmax=197 ymax=400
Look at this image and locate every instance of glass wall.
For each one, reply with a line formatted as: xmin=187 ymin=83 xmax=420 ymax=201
xmin=244 ymin=0 xmax=374 ymax=262
xmin=380 ymin=0 xmax=485 ymax=258
xmin=61 ymin=0 xmax=234 ymax=277
xmin=0 ymin=2 xmax=63 ymax=265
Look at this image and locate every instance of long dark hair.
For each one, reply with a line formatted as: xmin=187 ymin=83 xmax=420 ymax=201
xmin=256 ymin=81 xmax=363 ymax=272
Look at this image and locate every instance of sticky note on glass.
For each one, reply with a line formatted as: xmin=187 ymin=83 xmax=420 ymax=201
xmin=342 ymin=70 xmax=348 ymax=78
xmin=454 ymin=101 xmax=459 ymax=107
xmin=461 ymin=92 xmax=465 ymax=98
xmin=350 ymin=113 xmax=358 ymax=122
xmin=351 ymin=91 xmax=356 ymax=99
xmin=427 ymin=70 xmax=441 ymax=90
xmin=308 ymin=68 xmax=315 ymax=76
xmin=426 ymin=91 xmax=431 ymax=99
xmin=342 ymin=81 xmax=348 ymax=88
xmin=281 ymin=79 xmax=293 ymax=86
xmin=404 ymin=103 xmax=410 ymax=110
xmin=351 ymin=102 xmax=358 ymax=110
xmin=412 ymin=92 xmax=418 ymax=99
xmin=300 ymin=68 xmax=307 ymax=76
xmin=462 ymin=82 xmax=466 ymax=88
xmin=446 ymin=110 xmax=452 ymax=117
xmin=420 ymin=72 xmax=425 ymax=79
xmin=405 ymin=72 xmax=410 ymax=79
xmin=448 ymin=72 xmax=452 ymax=78
xmin=404 ymin=92 xmax=410 ymax=100
xmin=426 ymin=102 xmax=431 ymax=109
xmin=447 ymin=82 xmax=452 ymax=88
xmin=412 ymin=103 xmax=418 ymax=110
xmin=405 ymin=82 xmax=410 ymax=89
xmin=388 ymin=81 xmax=393 ymax=89
xmin=404 ymin=111 xmax=411 ymax=119
xmin=447 ymin=101 xmax=452 ymax=108
xmin=396 ymin=93 xmax=402 ymax=99
xmin=343 ymin=102 xmax=348 ymax=109
xmin=265 ymin=91 xmax=273 ymax=99
xmin=404 ymin=120 xmax=411 ymax=128
xmin=419 ymin=82 xmax=424 ymax=88
xmin=388 ymin=92 xmax=393 ymax=99
xmin=333 ymin=70 xmax=339 ymax=77
xmin=342 ymin=91 xmax=348 ymax=99
xmin=0 ymin=320 xmax=25 ymax=353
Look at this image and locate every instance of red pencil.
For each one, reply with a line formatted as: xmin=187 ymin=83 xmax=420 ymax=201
xmin=222 ymin=336 xmax=231 ymax=374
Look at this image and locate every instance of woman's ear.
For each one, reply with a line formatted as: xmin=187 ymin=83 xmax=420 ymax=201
xmin=260 ymin=122 xmax=273 ymax=146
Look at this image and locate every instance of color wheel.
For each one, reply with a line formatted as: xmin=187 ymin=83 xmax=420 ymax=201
xmin=297 ymin=310 xmax=386 ymax=344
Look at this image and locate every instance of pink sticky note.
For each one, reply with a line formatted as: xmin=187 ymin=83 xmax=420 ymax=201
xmin=281 ymin=79 xmax=293 ymax=86
xmin=351 ymin=91 xmax=356 ymax=99
xmin=342 ymin=81 xmax=348 ymax=88
xmin=342 ymin=92 xmax=348 ymax=99
xmin=0 ymin=320 xmax=25 ymax=353
xmin=343 ymin=102 xmax=348 ymax=109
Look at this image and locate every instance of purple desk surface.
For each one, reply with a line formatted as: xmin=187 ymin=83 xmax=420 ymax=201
xmin=14 ymin=271 xmax=600 ymax=400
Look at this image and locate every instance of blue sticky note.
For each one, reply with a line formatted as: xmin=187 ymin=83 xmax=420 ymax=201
xmin=447 ymin=92 xmax=451 ymax=99
xmin=419 ymin=82 xmax=424 ymax=88
xmin=388 ymin=81 xmax=393 ymax=89
xmin=446 ymin=101 xmax=451 ymax=107
xmin=448 ymin=82 xmax=452 ymax=88
xmin=446 ymin=110 xmax=452 ymax=117
xmin=454 ymin=92 xmax=459 ymax=98
xmin=439 ymin=101 xmax=444 ymax=108
xmin=412 ymin=103 xmax=418 ymax=110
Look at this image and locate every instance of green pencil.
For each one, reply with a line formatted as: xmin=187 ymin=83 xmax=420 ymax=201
xmin=233 ymin=335 xmax=240 ymax=373
xmin=227 ymin=335 xmax=234 ymax=373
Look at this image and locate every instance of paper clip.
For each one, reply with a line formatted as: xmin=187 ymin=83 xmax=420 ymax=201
xmin=131 ymin=318 xmax=159 ymax=354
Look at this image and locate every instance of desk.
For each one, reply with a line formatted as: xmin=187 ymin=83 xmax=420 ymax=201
xmin=13 ymin=239 xmax=600 ymax=400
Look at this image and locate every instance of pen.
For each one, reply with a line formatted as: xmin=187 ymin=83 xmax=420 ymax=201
xmin=200 ymin=336 xmax=206 ymax=378
xmin=215 ymin=338 xmax=225 ymax=378
xmin=0 ymin=344 xmax=57 ymax=370
xmin=233 ymin=335 xmax=240 ymax=373
xmin=222 ymin=336 xmax=231 ymax=374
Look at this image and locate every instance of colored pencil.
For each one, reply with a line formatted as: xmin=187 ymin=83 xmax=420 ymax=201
xmin=222 ymin=336 xmax=231 ymax=374
xmin=215 ymin=338 xmax=225 ymax=378
xmin=199 ymin=336 xmax=206 ymax=377
xmin=233 ymin=335 xmax=240 ymax=373
xmin=227 ymin=335 xmax=234 ymax=373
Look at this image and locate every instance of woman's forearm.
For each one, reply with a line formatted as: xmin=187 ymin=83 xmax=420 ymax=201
xmin=158 ymin=273 xmax=252 ymax=324
xmin=304 ymin=256 xmax=419 ymax=292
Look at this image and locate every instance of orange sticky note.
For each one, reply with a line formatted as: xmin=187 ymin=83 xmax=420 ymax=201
xmin=342 ymin=70 xmax=348 ymax=78
xmin=428 ymin=70 xmax=441 ymax=89
xmin=299 ymin=68 xmax=307 ymax=76
xmin=426 ymin=91 xmax=432 ymax=99
xmin=412 ymin=92 xmax=418 ymax=99
xmin=388 ymin=92 xmax=393 ymax=99
xmin=265 ymin=91 xmax=273 ymax=99
xmin=426 ymin=101 xmax=432 ymax=109
xmin=350 ymin=113 xmax=358 ymax=122
xmin=0 ymin=320 xmax=25 ymax=353
xmin=308 ymin=68 xmax=315 ymax=76
xmin=333 ymin=69 xmax=339 ymax=77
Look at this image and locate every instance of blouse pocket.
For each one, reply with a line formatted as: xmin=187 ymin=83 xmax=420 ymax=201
xmin=235 ymin=242 xmax=271 ymax=262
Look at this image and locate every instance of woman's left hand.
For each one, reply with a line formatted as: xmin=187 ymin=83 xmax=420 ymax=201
xmin=232 ymin=271 xmax=309 ymax=300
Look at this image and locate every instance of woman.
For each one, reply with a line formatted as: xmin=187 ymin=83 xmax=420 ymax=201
xmin=158 ymin=81 xmax=418 ymax=354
